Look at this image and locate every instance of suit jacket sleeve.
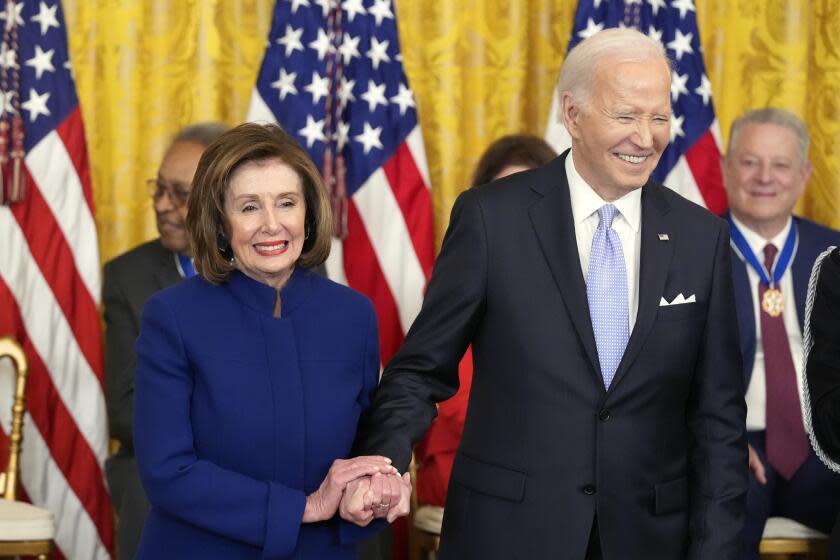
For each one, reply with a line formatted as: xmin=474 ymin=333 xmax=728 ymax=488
xmin=353 ymin=189 xmax=487 ymax=471
xmin=339 ymin=305 xmax=388 ymax=544
xmin=134 ymin=294 xmax=307 ymax=558
xmin=103 ymin=260 xmax=139 ymax=448
xmin=686 ymin=220 xmax=748 ymax=559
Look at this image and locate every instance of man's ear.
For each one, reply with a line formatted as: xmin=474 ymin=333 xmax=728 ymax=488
xmin=561 ymin=92 xmax=581 ymax=139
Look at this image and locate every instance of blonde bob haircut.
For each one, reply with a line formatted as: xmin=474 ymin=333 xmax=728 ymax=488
xmin=187 ymin=122 xmax=332 ymax=284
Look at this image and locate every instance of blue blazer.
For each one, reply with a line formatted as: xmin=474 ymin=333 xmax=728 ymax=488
xmin=134 ymin=268 xmax=380 ymax=559
xmin=729 ymin=215 xmax=840 ymax=388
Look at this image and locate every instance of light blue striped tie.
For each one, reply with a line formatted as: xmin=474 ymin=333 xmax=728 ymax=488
xmin=586 ymin=204 xmax=629 ymax=388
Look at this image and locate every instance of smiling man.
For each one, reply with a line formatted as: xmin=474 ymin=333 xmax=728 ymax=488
xmin=722 ymin=108 xmax=840 ymax=559
xmin=347 ymin=28 xmax=747 ymax=559
xmin=102 ymin=122 xmax=228 ymax=560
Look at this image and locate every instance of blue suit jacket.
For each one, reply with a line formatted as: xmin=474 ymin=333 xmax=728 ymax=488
xmin=134 ymin=268 xmax=380 ymax=559
xmin=729 ymin=215 xmax=840 ymax=389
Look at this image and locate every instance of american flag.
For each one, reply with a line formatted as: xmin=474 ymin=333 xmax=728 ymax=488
xmin=546 ymin=0 xmax=727 ymax=214
xmin=0 ymin=1 xmax=112 ymax=559
xmin=247 ymin=0 xmax=434 ymax=367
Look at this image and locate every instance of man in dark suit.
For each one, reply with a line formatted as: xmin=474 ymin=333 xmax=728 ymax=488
xmin=343 ymin=28 xmax=748 ymax=559
xmin=103 ymin=122 xmax=227 ymax=559
xmin=721 ymin=108 xmax=840 ymax=559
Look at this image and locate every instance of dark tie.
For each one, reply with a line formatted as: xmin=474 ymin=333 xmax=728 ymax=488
xmin=761 ymin=243 xmax=810 ymax=479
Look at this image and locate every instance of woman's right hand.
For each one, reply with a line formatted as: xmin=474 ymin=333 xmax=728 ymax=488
xmin=302 ymin=456 xmax=396 ymax=523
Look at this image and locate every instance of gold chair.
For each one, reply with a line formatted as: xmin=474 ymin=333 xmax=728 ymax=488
xmin=0 ymin=337 xmax=54 ymax=559
xmin=759 ymin=517 xmax=829 ymax=560
xmin=408 ymin=455 xmax=440 ymax=560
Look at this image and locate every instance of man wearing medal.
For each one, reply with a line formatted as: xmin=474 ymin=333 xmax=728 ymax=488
xmin=723 ymin=108 xmax=840 ymax=558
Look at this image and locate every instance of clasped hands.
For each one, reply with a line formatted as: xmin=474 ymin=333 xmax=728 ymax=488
xmin=302 ymin=456 xmax=411 ymax=525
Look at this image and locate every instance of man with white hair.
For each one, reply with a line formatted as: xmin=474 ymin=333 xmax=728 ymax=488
xmin=721 ymin=108 xmax=840 ymax=558
xmin=346 ymin=28 xmax=748 ymax=559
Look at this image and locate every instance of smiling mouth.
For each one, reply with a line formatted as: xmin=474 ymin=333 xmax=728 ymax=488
xmin=254 ymin=241 xmax=289 ymax=255
xmin=616 ymin=153 xmax=648 ymax=164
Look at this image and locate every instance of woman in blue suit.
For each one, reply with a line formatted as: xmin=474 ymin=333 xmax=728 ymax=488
xmin=133 ymin=123 xmax=410 ymax=559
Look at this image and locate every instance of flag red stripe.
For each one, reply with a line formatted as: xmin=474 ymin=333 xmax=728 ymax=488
xmin=56 ymin=108 xmax=96 ymax=212
xmin=9 ymin=173 xmax=104 ymax=384
xmin=344 ymin=202 xmax=405 ymax=364
xmin=381 ymin=143 xmax=435 ymax=280
xmin=684 ymin=130 xmax=728 ymax=215
xmin=0 ymin=278 xmax=113 ymax=552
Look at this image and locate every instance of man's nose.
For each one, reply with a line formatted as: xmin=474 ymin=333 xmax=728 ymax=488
xmin=758 ymin=162 xmax=773 ymax=183
xmin=154 ymin=190 xmax=176 ymax=213
xmin=634 ymin=120 xmax=653 ymax=148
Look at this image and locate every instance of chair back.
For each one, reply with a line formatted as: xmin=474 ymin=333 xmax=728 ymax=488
xmin=0 ymin=337 xmax=28 ymax=502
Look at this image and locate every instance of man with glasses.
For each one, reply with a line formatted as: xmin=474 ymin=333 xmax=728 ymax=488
xmin=102 ymin=123 xmax=227 ymax=560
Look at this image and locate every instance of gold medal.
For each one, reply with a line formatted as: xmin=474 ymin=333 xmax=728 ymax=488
xmin=762 ymin=287 xmax=784 ymax=317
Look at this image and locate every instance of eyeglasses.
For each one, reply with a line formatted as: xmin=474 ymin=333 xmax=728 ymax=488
xmin=147 ymin=178 xmax=191 ymax=209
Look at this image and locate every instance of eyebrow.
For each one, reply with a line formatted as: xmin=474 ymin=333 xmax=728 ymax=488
xmin=157 ymin=176 xmax=190 ymax=189
xmin=231 ymin=191 xmax=302 ymax=201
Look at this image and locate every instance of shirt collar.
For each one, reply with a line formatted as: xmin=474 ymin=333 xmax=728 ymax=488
xmin=566 ymin=149 xmax=642 ymax=232
xmin=730 ymin=213 xmax=793 ymax=256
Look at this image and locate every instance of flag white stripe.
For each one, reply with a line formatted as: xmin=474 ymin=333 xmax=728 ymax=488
xmin=405 ymin=126 xmax=431 ymax=190
xmin=663 ymin=156 xmax=705 ymax=207
xmin=247 ymin=90 xmax=280 ymax=125
xmin=0 ymin=209 xmax=108 ymax=463
xmin=25 ymin=131 xmax=101 ymax=304
xmin=711 ymin=118 xmax=724 ymax=151
xmin=325 ymin=237 xmax=349 ymax=286
xmin=353 ymin=169 xmax=426 ymax=333
xmin=0 ymin=363 xmax=108 ymax=560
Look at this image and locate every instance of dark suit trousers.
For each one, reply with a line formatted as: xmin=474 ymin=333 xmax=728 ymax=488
xmin=741 ymin=431 xmax=840 ymax=559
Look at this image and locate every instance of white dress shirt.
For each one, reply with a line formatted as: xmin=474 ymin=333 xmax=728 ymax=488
xmin=566 ymin=151 xmax=641 ymax=331
xmin=730 ymin=214 xmax=806 ymax=432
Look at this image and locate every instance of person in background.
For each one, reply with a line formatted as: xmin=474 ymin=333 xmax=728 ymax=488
xmin=132 ymin=122 xmax=409 ymax=558
xmin=345 ymin=28 xmax=747 ymax=559
xmin=413 ymin=134 xmax=557 ymax=519
xmin=103 ymin=122 xmax=227 ymax=559
xmin=802 ymin=245 xmax=840 ymax=557
xmin=721 ymin=108 xmax=840 ymax=559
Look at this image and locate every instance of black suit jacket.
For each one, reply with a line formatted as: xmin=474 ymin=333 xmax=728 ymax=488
xmin=104 ymin=238 xmax=182 ymax=448
xmin=355 ymin=153 xmax=747 ymax=559
xmin=804 ymin=246 xmax=840 ymax=469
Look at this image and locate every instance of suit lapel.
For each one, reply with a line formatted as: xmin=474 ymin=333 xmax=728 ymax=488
xmin=528 ymin=155 xmax=602 ymax=384
xmin=152 ymin=242 xmax=182 ymax=290
xmin=609 ymin=182 xmax=673 ymax=392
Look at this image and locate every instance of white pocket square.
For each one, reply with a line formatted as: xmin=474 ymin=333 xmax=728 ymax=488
xmin=659 ymin=293 xmax=696 ymax=306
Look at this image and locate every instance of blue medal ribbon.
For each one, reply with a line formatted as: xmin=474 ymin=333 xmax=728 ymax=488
xmin=177 ymin=253 xmax=196 ymax=278
xmin=727 ymin=216 xmax=797 ymax=287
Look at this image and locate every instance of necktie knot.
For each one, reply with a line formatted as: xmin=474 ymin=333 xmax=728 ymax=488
xmin=598 ymin=204 xmax=619 ymax=230
xmin=763 ymin=243 xmax=778 ymax=276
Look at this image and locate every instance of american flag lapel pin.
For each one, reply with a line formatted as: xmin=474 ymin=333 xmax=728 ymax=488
xmin=658 ymin=233 xmax=670 ymax=241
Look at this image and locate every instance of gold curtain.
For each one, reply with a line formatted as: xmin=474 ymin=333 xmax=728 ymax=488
xmin=63 ymin=0 xmax=840 ymax=263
